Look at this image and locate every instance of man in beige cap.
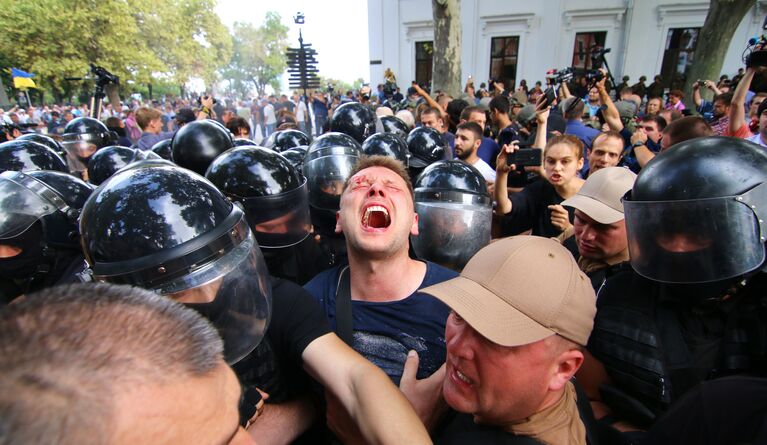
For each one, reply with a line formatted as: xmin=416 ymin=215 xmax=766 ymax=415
xmin=423 ymin=236 xmax=597 ymax=444
xmin=559 ymin=166 xmax=636 ymax=290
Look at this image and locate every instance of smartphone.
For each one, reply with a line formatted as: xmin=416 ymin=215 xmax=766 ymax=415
xmin=506 ymin=148 xmax=543 ymax=167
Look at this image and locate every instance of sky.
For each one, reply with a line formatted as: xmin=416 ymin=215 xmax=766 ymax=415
xmin=215 ymin=0 xmax=370 ymax=90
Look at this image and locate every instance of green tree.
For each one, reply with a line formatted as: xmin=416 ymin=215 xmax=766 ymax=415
xmin=0 ymin=0 xmax=231 ymax=101
xmin=224 ymin=12 xmax=289 ymax=96
xmin=683 ymin=0 xmax=753 ymax=97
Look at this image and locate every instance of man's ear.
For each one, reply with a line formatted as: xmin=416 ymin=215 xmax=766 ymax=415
xmin=335 ymin=211 xmax=342 ymax=234
xmin=410 ymin=212 xmax=419 ymax=236
xmin=577 ymin=156 xmax=585 ymax=171
xmin=548 ymin=349 xmax=584 ymax=392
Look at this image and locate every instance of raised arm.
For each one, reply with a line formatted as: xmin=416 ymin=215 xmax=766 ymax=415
xmin=597 ymin=71 xmax=623 ymax=132
xmin=692 ymin=81 xmax=703 ymax=108
xmin=729 ymin=67 xmax=755 ymax=135
xmin=412 ymin=83 xmax=443 ymax=112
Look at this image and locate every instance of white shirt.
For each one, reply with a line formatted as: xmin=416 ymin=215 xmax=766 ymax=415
xmin=264 ymin=103 xmax=276 ymax=125
xmin=470 ymin=158 xmax=496 ymax=182
xmin=295 ymin=100 xmax=307 ymax=122
xmin=747 ymin=133 xmax=767 ymax=147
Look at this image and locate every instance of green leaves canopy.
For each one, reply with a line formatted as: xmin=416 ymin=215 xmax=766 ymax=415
xmin=0 ymin=0 xmax=232 ymax=91
xmin=223 ymin=11 xmax=288 ymax=96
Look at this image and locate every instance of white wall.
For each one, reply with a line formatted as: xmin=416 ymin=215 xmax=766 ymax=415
xmin=368 ymin=0 xmax=767 ymax=89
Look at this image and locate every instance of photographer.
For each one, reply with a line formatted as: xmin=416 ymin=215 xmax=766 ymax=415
xmin=495 ymin=106 xmax=585 ymax=238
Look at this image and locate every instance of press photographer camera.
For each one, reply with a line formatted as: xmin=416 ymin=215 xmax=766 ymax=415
xmin=744 ymin=31 xmax=767 ymax=67
xmin=545 ymin=67 xmax=574 ymax=85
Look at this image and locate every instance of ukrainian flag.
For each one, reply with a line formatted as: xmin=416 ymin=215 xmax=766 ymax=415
xmin=12 ymin=68 xmax=36 ymax=89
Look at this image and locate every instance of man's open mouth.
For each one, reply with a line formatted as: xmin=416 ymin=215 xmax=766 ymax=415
xmin=362 ymin=205 xmax=391 ymax=229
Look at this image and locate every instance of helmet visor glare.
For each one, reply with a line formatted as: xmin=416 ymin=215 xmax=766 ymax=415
xmin=242 ymin=181 xmax=312 ymax=249
xmin=62 ymin=140 xmax=98 ymax=161
xmin=304 ymin=154 xmax=358 ymax=211
xmin=0 ymin=175 xmax=59 ymax=239
xmin=624 ymin=196 xmax=764 ymax=283
xmin=411 ymin=201 xmax=492 ymax=271
xmin=163 ymin=231 xmax=272 ymax=364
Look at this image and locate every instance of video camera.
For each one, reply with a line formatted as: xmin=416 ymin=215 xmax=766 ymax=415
xmin=65 ymin=64 xmax=119 ymax=87
xmin=744 ymin=18 xmax=767 ymax=67
xmin=545 ymin=67 xmax=574 ymax=85
xmin=584 ymin=70 xmax=605 ymax=83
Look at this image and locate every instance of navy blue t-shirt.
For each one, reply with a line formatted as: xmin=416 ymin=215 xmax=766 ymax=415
xmin=304 ymin=261 xmax=457 ymax=384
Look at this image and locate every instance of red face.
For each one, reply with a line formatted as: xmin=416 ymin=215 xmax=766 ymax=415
xmin=336 ymin=166 xmax=418 ymax=258
xmin=443 ymin=312 xmax=559 ymax=424
xmin=572 ymin=210 xmax=628 ymax=261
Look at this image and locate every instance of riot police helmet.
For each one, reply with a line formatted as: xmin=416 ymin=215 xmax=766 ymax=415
xmin=0 ymin=140 xmax=68 ymax=173
xmin=263 ymin=129 xmax=311 ymax=152
xmin=380 ymin=115 xmax=409 ymax=138
xmin=87 ymin=145 xmax=161 ymax=185
xmin=150 ymin=138 xmax=173 ymax=161
xmin=406 ymin=126 xmax=446 ymax=168
xmin=171 ymin=120 xmax=234 ymax=175
xmin=16 ymin=133 xmax=64 ymax=157
xmin=61 ymin=117 xmax=117 ymax=165
xmin=329 ymin=102 xmax=377 ymax=144
xmin=280 ymin=146 xmax=308 ymax=171
xmin=362 ymin=133 xmax=409 ymax=163
xmin=232 ymin=138 xmax=258 ymax=147
xmin=206 ymin=146 xmax=311 ymax=250
xmin=0 ymin=170 xmax=93 ymax=280
xmin=411 ymin=160 xmax=492 ymax=271
xmin=79 ymin=164 xmax=271 ymax=363
xmin=624 ymin=136 xmax=767 ymax=283
xmin=304 ymin=132 xmax=362 ymax=235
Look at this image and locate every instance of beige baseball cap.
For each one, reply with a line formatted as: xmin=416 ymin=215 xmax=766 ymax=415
xmin=421 ymin=236 xmax=596 ymax=347
xmin=561 ymin=167 xmax=636 ymax=224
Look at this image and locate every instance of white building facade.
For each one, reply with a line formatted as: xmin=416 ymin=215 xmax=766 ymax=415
xmin=367 ymin=0 xmax=767 ymax=91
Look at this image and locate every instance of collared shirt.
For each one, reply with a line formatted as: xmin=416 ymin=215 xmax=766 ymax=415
xmin=748 ymin=133 xmax=767 ymax=147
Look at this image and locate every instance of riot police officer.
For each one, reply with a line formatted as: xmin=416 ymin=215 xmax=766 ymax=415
xmin=329 ymin=102 xmax=377 ymax=144
xmin=379 ymin=115 xmax=409 ymax=139
xmin=579 ymin=136 xmax=767 ymax=440
xmin=0 ymin=140 xmax=68 ymax=173
xmin=60 ymin=117 xmax=118 ymax=179
xmin=303 ymin=132 xmax=362 ymax=265
xmin=406 ymin=126 xmax=447 ymax=181
xmin=361 ymin=132 xmax=409 ymax=163
xmin=87 ymin=145 xmax=161 ymax=185
xmin=410 ymin=160 xmax=492 ymax=271
xmin=263 ymin=129 xmax=311 ymax=152
xmin=78 ymin=163 xmax=272 ymax=424
xmin=171 ymin=119 xmax=234 ymax=175
xmin=206 ymin=146 xmax=333 ymax=284
xmin=0 ymin=170 xmax=93 ymax=303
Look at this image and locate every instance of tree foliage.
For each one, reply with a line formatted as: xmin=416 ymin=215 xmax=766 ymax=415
xmin=223 ymin=12 xmax=289 ymax=97
xmin=0 ymin=0 xmax=232 ymax=98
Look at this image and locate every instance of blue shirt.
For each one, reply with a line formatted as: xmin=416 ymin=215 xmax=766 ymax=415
xmin=477 ymin=137 xmax=500 ymax=168
xmin=566 ymin=120 xmax=600 ymax=175
xmin=304 ymin=261 xmax=457 ymax=383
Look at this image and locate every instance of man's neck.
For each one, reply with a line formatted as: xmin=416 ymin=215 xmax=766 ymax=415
xmin=465 ymin=152 xmax=480 ymax=165
xmin=347 ymin=248 xmax=427 ymax=303
xmin=496 ymin=115 xmax=512 ymax=130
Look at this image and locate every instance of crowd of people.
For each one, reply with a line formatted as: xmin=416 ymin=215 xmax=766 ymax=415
xmin=1 ymin=56 xmax=767 ymax=445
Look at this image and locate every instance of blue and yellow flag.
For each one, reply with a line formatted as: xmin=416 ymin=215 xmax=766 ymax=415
xmin=11 ymin=68 xmax=36 ymax=89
